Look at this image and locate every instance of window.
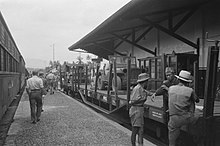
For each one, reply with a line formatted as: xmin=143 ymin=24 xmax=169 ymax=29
xmin=0 ymin=47 xmax=1 ymax=71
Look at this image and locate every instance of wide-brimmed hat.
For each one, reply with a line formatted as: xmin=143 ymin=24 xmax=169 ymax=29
xmin=137 ymin=73 xmax=150 ymax=83
xmin=175 ymin=70 xmax=192 ymax=83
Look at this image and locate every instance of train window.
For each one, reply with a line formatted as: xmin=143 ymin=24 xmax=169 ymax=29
xmin=3 ymin=49 xmax=6 ymax=71
xmin=0 ymin=47 xmax=1 ymax=71
xmin=9 ymin=55 xmax=12 ymax=72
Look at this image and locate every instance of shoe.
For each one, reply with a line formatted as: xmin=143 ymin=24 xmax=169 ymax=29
xmin=41 ymin=109 xmax=44 ymax=112
xmin=32 ymin=121 xmax=36 ymax=124
xmin=37 ymin=119 xmax=40 ymax=122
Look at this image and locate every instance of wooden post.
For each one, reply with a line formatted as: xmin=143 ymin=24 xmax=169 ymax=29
xmin=71 ymin=66 xmax=74 ymax=96
xmin=113 ymin=59 xmax=119 ymax=108
xmin=203 ymin=46 xmax=219 ymax=146
xmin=85 ymin=65 xmax=88 ymax=99
xmin=107 ymin=63 xmax=113 ymax=111
xmin=74 ymin=66 xmax=77 ymax=91
xmin=194 ymin=38 xmax=200 ymax=96
xmin=94 ymin=63 xmax=100 ymax=103
xmin=79 ymin=66 xmax=82 ymax=88
xmin=127 ymin=58 xmax=131 ymax=108
xmin=161 ymin=54 xmax=169 ymax=123
xmin=77 ymin=66 xmax=80 ymax=89
xmin=59 ymin=65 xmax=63 ymax=90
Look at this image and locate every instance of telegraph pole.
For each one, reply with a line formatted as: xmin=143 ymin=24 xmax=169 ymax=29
xmin=53 ymin=43 xmax=55 ymax=63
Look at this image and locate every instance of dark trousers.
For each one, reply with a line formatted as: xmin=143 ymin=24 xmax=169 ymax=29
xmin=131 ymin=126 xmax=144 ymax=146
xmin=29 ymin=91 xmax=42 ymax=122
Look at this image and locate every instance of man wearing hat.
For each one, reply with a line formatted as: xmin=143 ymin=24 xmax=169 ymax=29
xmin=151 ymin=67 xmax=179 ymax=111
xmin=168 ymin=70 xmax=199 ymax=146
xmin=129 ymin=73 xmax=153 ymax=146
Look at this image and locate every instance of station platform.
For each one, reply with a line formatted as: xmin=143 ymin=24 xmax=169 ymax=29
xmin=4 ymin=90 xmax=156 ymax=146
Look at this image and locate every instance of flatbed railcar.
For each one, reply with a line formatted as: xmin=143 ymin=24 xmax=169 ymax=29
xmin=67 ymin=0 xmax=220 ymax=145
xmin=0 ymin=12 xmax=26 ymax=120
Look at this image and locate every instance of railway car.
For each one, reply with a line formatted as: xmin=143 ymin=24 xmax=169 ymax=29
xmin=0 ymin=12 xmax=26 ymax=120
xmin=68 ymin=0 xmax=220 ymax=145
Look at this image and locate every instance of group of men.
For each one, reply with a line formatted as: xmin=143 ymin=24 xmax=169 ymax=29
xmin=129 ymin=68 xmax=199 ymax=146
xmin=26 ymin=71 xmax=56 ymax=124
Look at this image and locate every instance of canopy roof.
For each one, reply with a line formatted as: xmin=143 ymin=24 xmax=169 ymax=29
xmin=69 ymin=0 xmax=207 ymax=59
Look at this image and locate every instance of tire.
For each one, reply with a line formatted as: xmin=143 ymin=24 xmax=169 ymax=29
xmin=97 ymin=76 xmax=105 ymax=90
xmin=112 ymin=76 xmax=122 ymax=91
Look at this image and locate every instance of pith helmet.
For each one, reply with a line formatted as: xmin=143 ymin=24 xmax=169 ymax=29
xmin=137 ymin=73 xmax=150 ymax=83
xmin=175 ymin=70 xmax=192 ymax=83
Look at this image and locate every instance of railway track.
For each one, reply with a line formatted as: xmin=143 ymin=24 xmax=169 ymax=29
xmin=68 ymin=92 xmax=167 ymax=146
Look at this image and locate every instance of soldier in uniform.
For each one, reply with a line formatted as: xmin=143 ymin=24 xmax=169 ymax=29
xmin=129 ymin=73 xmax=153 ymax=146
xmin=26 ymin=71 xmax=44 ymax=124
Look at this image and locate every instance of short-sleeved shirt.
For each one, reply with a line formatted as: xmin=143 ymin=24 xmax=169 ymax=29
xmin=129 ymin=84 xmax=149 ymax=127
xmin=130 ymin=84 xmax=147 ymax=106
xmin=168 ymin=84 xmax=196 ymax=116
xmin=26 ymin=75 xmax=43 ymax=90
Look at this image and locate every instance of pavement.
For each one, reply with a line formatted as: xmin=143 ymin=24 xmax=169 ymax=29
xmin=4 ymin=90 xmax=156 ymax=146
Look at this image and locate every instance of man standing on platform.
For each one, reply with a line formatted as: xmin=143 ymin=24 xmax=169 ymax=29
xmin=129 ymin=73 xmax=153 ymax=146
xmin=168 ymin=70 xmax=199 ymax=146
xmin=26 ymin=71 xmax=44 ymax=124
xmin=46 ymin=71 xmax=56 ymax=94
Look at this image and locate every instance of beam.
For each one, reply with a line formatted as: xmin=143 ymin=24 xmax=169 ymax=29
xmin=93 ymin=42 xmax=125 ymax=56
xmin=172 ymin=8 xmax=197 ymax=32
xmin=114 ymin=34 xmax=130 ymax=50
xmin=111 ymin=33 xmax=156 ymax=55
xmin=142 ymin=18 xmax=198 ymax=49
xmin=135 ymin=26 xmax=153 ymax=43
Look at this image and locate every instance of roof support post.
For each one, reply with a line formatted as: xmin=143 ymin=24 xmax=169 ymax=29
xmin=141 ymin=18 xmax=199 ymax=49
xmin=131 ymin=28 xmax=135 ymax=55
xmin=111 ymin=33 xmax=156 ymax=55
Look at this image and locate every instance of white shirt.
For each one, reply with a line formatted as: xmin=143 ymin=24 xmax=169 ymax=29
xmin=26 ymin=75 xmax=43 ymax=90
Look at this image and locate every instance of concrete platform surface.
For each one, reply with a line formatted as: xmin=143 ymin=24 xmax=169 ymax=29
xmin=4 ymin=90 xmax=156 ymax=146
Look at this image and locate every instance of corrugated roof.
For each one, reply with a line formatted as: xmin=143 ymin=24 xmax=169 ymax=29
xmin=68 ymin=0 xmax=207 ymax=59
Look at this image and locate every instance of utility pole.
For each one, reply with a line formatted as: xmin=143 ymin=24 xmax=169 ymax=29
xmin=53 ymin=44 xmax=55 ymax=63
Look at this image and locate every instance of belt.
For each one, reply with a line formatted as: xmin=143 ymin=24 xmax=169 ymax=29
xmin=31 ymin=89 xmax=41 ymax=92
xmin=132 ymin=105 xmax=144 ymax=107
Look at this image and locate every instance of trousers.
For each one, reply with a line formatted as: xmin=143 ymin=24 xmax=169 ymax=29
xmin=29 ymin=90 xmax=42 ymax=122
xmin=168 ymin=113 xmax=198 ymax=146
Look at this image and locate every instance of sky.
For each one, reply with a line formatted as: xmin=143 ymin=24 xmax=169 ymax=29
xmin=0 ymin=0 xmax=130 ymax=68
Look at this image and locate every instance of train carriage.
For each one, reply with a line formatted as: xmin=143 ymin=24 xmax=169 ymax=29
xmin=0 ymin=12 xmax=26 ymax=120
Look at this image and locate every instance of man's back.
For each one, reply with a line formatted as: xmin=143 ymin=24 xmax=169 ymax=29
xmin=168 ymin=84 xmax=193 ymax=116
xmin=27 ymin=76 xmax=43 ymax=90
